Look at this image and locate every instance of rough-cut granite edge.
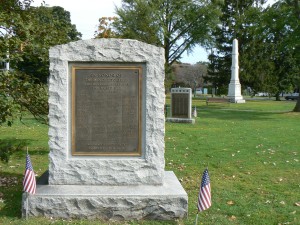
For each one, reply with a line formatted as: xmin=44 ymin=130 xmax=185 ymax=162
xmin=48 ymin=39 xmax=165 ymax=185
xmin=22 ymin=171 xmax=188 ymax=220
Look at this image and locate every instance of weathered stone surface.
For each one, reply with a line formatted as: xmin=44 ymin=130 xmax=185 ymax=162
xmin=48 ymin=39 xmax=165 ymax=185
xmin=166 ymin=118 xmax=195 ymax=124
xmin=22 ymin=171 xmax=188 ymax=220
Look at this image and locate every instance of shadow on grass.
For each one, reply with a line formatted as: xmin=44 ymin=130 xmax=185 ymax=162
xmin=0 ymin=171 xmax=24 ymax=219
xmin=0 ymin=139 xmax=48 ymax=163
xmin=199 ymin=108 xmax=287 ymax=121
xmin=0 ymin=139 xmax=30 ymax=163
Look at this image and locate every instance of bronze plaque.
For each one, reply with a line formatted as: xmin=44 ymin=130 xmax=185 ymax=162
xmin=172 ymin=93 xmax=189 ymax=118
xmin=72 ymin=66 xmax=142 ymax=156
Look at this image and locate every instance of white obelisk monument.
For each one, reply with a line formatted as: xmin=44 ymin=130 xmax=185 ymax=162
xmin=228 ymin=39 xmax=245 ymax=103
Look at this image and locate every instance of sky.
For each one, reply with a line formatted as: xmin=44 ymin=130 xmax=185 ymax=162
xmin=32 ymin=0 xmax=276 ymax=64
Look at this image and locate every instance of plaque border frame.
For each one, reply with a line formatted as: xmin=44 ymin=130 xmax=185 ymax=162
xmin=71 ymin=65 xmax=142 ymax=156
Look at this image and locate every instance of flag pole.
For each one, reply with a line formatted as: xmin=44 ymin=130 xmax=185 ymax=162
xmin=195 ymin=212 xmax=199 ymax=225
xmin=26 ymin=192 xmax=29 ymax=220
xmin=26 ymin=147 xmax=29 ymax=220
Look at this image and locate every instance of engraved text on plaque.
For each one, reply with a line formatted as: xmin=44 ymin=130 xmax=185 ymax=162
xmin=171 ymin=93 xmax=189 ymax=118
xmin=72 ymin=66 xmax=142 ymax=156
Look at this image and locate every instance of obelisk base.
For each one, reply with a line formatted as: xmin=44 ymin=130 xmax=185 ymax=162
xmin=228 ymin=82 xmax=245 ymax=103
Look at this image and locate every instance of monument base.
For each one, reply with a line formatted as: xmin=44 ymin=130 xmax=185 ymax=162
xmin=235 ymin=99 xmax=246 ymax=103
xmin=22 ymin=171 xmax=188 ymax=221
xmin=228 ymin=97 xmax=246 ymax=104
xmin=166 ymin=118 xmax=195 ymax=124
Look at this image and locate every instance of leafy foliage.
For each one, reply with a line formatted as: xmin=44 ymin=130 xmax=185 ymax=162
xmin=0 ymin=1 xmax=81 ymax=126
xmin=113 ymin=0 xmax=221 ymax=64
xmin=95 ymin=17 xmax=119 ymax=38
xmin=99 ymin=0 xmax=221 ymax=90
xmin=0 ymin=71 xmax=48 ymax=125
xmin=261 ymin=1 xmax=299 ymax=100
xmin=206 ymin=0 xmax=268 ymax=95
xmin=206 ymin=0 xmax=299 ymax=101
xmin=15 ymin=6 xmax=82 ymax=83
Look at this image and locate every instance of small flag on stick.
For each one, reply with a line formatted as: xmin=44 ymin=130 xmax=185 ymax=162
xmin=23 ymin=153 xmax=36 ymax=194
xmin=193 ymin=106 xmax=197 ymax=118
xmin=197 ymin=168 xmax=211 ymax=212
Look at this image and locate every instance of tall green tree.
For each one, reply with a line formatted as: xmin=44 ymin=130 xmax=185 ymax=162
xmin=262 ymin=1 xmax=299 ymax=101
xmin=15 ymin=6 xmax=82 ymax=83
xmin=206 ymin=0 xmax=267 ymax=95
xmin=101 ymin=0 xmax=221 ymax=89
xmin=0 ymin=1 xmax=81 ymax=126
xmin=1 ymin=0 xmax=35 ymax=125
xmin=207 ymin=0 xmax=299 ymax=103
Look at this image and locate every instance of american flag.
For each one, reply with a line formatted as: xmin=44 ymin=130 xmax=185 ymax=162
xmin=23 ymin=154 xmax=36 ymax=194
xmin=197 ymin=169 xmax=211 ymax=212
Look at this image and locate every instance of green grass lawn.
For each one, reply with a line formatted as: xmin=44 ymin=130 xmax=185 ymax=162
xmin=0 ymin=100 xmax=299 ymax=224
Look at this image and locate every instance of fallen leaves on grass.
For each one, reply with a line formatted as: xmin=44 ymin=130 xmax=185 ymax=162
xmin=177 ymin=164 xmax=186 ymax=171
xmin=228 ymin=215 xmax=236 ymax=221
xmin=0 ymin=176 xmax=18 ymax=187
xmin=227 ymin=200 xmax=235 ymax=205
xmin=268 ymin=149 xmax=276 ymax=154
xmin=295 ymin=202 xmax=300 ymax=207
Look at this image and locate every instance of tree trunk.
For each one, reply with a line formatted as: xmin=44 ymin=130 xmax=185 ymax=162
xmin=293 ymin=97 xmax=300 ymax=112
xmin=275 ymin=92 xmax=281 ymax=101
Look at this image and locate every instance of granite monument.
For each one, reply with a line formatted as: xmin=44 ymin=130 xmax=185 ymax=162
xmin=21 ymin=39 xmax=188 ymax=220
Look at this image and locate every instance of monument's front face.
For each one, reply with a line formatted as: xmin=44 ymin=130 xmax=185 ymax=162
xmin=22 ymin=39 xmax=188 ymax=220
xmin=48 ymin=39 xmax=165 ymax=186
xmin=166 ymin=88 xmax=195 ymax=124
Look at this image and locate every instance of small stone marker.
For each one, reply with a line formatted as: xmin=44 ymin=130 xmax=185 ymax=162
xmin=21 ymin=39 xmax=188 ymax=220
xmin=167 ymin=88 xmax=195 ymax=123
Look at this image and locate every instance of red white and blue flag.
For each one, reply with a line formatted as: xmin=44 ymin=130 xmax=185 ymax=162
xmin=197 ymin=169 xmax=211 ymax=212
xmin=23 ymin=154 xmax=36 ymax=194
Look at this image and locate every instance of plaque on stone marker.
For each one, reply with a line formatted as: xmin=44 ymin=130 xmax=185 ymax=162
xmin=72 ymin=66 xmax=142 ymax=156
xmin=171 ymin=93 xmax=189 ymax=118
